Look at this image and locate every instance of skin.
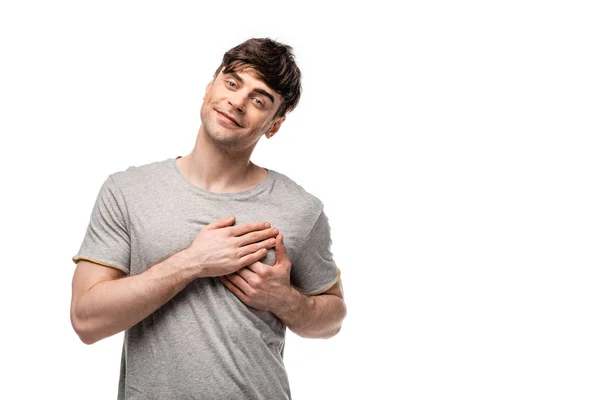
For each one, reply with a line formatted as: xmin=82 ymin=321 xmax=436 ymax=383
xmin=71 ymin=217 xmax=279 ymax=344
xmin=176 ymin=68 xmax=287 ymax=193
xmin=70 ymin=66 xmax=346 ymax=345
xmin=220 ymin=234 xmax=346 ymax=338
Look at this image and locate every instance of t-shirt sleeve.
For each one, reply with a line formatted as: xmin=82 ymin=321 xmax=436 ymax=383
xmin=291 ymin=209 xmax=341 ymax=296
xmin=72 ymin=175 xmax=131 ymax=274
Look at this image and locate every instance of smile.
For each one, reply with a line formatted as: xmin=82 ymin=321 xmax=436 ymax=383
xmin=216 ymin=110 xmax=243 ymax=128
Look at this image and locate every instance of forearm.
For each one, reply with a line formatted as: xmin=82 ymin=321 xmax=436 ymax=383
xmin=274 ymin=287 xmax=347 ymax=339
xmin=72 ymin=251 xmax=196 ymax=344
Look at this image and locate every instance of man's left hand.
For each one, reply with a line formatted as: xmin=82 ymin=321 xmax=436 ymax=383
xmin=219 ymin=234 xmax=294 ymax=313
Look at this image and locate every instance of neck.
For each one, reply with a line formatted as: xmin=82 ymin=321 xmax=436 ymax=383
xmin=177 ymin=126 xmax=266 ymax=193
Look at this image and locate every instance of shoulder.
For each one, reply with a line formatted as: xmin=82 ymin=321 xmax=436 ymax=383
xmin=108 ymin=158 xmax=174 ymax=192
xmin=268 ymin=168 xmax=325 ymax=225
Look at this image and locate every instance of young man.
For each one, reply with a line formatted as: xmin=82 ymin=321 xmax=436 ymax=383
xmin=70 ymin=37 xmax=346 ymax=399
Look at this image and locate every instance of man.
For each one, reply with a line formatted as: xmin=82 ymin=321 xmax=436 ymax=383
xmin=70 ymin=37 xmax=346 ymax=399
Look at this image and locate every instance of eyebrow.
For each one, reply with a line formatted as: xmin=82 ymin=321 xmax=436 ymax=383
xmin=229 ymin=71 xmax=275 ymax=104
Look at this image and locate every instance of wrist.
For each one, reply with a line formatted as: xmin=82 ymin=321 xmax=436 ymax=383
xmin=273 ymin=286 xmax=310 ymax=323
xmin=172 ymin=249 xmax=205 ymax=279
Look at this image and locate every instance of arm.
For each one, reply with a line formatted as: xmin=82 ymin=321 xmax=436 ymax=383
xmin=274 ymin=280 xmax=346 ymax=339
xmin=71 ymin=255 xmax=195 ymax=345
xmin=220 ymin=234 xmax=347 ymax=339
xmin=71 ymin=217 xmax=279 ymax=344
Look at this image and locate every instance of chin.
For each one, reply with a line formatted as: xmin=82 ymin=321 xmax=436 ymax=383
xmin=204 ymin=125 xmax=241 ymax=149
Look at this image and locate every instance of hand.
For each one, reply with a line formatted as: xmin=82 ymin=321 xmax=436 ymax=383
xmin=219 ymin=234 xmax=294 ymax=313
xmin=183 ymin=216 xmax=279 ymax=278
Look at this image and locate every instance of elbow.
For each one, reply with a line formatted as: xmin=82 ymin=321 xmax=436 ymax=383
xmin=77 ymin=332 xmax=99 ymax=346
xmin=71 ymin=317 xmax=94 ymax=345
xmin=322 ymin=325 xmax=342 ymax=339
xmin=324 ymin=312 xmax=346 ymax=339
xmin=70 ymin=307 xmax=99 ymax=345
xmin=297 ymin=323 xmax=342 ymax=340
xmin=324 ymin=301 xmax=347 ymax=339
xmin=78 ymin=335 xmax=97 ymax=346
xmin=299 ymin=302 xmax=347 ymax=340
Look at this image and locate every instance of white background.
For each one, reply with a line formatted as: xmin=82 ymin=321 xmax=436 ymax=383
xmin=1 ymin=1 xmax=599 ymax=399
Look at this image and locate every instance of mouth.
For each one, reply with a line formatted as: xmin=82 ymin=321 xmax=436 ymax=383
xmin=215 ymin=109 xmax=243 ymax=128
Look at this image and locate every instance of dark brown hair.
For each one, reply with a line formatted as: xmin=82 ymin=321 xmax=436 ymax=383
xmin=214 ymin=38 xmax=302 ymax=118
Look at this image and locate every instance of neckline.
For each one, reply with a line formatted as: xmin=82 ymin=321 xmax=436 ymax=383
xmin=169 ymin=157 xmax=274 ymax=200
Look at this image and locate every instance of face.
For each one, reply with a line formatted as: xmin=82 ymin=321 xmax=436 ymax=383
xmin=200 ymin=67 xmax=285 ymax=152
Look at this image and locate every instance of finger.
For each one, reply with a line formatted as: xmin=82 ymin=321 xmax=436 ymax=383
xmin=275 ymin=234 xmax=288 ymax=262
xmin=203 ymin=216 xmax=235 ymax=230
xmin=224 ymin=273 xmax=253 ymax=296
xmin=230 ymin=221 xmax=271 ymax=237
xmin=237 ymin=266 xmax=259 ymax=284
xmin=246 ymin=261 xmax=267 ymax=276
xmin=219 ymin=276 xmax=249 ymax=302
xmin=237 ymin=227 xmax=279 ymax=246
xmin=238 ymin=247 xmax=269 ymax=267
xmin=237 ymin=237 xmax=276 ymax=260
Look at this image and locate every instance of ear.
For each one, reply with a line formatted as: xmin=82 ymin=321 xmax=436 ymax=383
xmin=266 ymin=116 xmax=286 ymax=139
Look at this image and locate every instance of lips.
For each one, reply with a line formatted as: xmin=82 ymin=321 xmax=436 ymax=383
xmin=216 ymin=109 xmax=242 ymax=127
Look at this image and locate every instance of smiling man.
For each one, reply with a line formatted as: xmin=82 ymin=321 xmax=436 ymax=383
xmin=70 ymin=38 xmax=346 ymax=400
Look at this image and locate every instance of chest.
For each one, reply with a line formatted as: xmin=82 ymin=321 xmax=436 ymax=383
xmin=126 ymin=197 xmax=307 ymax=275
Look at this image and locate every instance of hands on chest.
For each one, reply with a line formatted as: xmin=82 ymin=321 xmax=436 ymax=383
xmin=218 ymin=233 xmax=293 ymax=314
xmin=182 ymin=215 xmax=294 ymax=313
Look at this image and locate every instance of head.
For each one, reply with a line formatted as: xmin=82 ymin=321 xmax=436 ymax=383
xmin=200 ymin=38 xmax=302 ymax=152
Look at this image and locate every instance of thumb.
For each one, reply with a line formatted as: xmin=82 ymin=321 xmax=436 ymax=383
xmin=204 ymin=216 xmax=235 ymax=230
xmin=275 ymin=234 xmax=288 ymax=261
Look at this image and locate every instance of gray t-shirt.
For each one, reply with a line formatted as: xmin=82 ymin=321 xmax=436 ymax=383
xmin=72 ymin=157 xmax=340 ymax=400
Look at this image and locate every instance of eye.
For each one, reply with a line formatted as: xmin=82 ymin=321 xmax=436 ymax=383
xmin=253 ymin=98 xmax=264 ymax=107
xmin=226 ymin=81 xmax=237 ymax=89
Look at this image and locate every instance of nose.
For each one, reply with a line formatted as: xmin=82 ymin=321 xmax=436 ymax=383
xmin=228 ymin=91 xmax=245 ymax=113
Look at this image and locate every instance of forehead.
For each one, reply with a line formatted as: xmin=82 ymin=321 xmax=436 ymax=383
xmin=226 ymin=66 xmax=262 ymax=81
xmin=221 ymin=67 xmax=262 ymax=86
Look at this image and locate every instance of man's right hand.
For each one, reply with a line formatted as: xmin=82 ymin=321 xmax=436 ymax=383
xmin=182 ymin=216 xmax=279 ymax=278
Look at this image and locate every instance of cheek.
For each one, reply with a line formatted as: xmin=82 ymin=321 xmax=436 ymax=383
xmin=253 ymin=111 xmax=273 ymax=128
xmin=199 ymin=103 xmax=212 ymax=122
